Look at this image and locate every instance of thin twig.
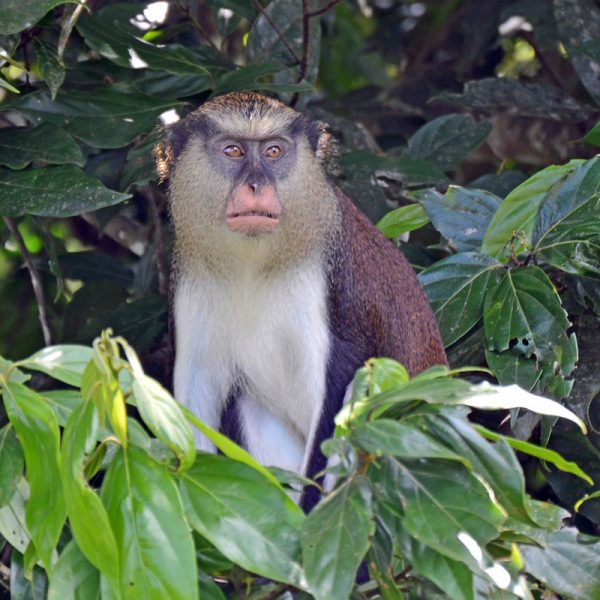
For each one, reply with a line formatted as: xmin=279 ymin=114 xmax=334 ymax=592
xmin=58 ymin=1 xmax=87 ymax=64
xmin=4 ymin=218 xmax=53 ymax=346
xmin=147 ymin=188 xmax=169 ymax=296
xmin=177 ymin=1 xmax=223 ymax=52
xmin=252 ymin=0 xmax=301 ymax=63
xmin=307 ymin=0 xmax=342 ymax=18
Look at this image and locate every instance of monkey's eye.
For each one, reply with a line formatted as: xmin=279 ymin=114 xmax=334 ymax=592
xmin=265 ymin=145 xmax=282 ymax=159
xmin=223 ymin=145 xmax=244 ymax=158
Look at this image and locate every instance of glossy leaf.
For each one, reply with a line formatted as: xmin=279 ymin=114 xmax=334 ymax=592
xmin=532 ymin=156 xmax=600 ymax=274
xmin=483 ymin=267 xmax=577 ymax=388
xmin=378 ymin=456 xmax=505 ymax=567
xmin=61 ymin=400 xmax=120 ymax=588
xmin=0 ymin=165 xmax=130 ymax=217
xmin=301 ymin=477 xmax=374 ymax=600
xmin=0 ymin=125 xmax=83 ymax=170
xmin=101 ymin=446 xmax=198 ymax=600
xmin=18 ymin=344 xmax=92 ymax=387
xmin=180 ymin=454 xmax=305 ymax=587
xmin=0 ymin=0 xmax=76 ymax=34
xmin=0 ymin=425 xmax=24 ymax=506
xmin=48 ymin=540 xmax=101 ymax=600
xmin=0 ymin=478 xmax=29 ymax=554
xmin=35 ymin=40 xmax=65 ymax=99
xmin=521 ymin=528 xmax=600 ymax=599
xmin=214 ymin=63 xmax=313 ymax=94
xmin=350 ymin=420 xmax=466 ymax=464
xmin=2 ymin=381 xmax=65 ymax=572
xmin=481 ymin=160 xmax=582 ymax=259
xmin=419 ymin=252 xmax=502 ymax=346
xmin=376 ymin=203 xmax=430 ymax=238
xmin=76 ymin=7 xmax=219 ymax=79
xmin=420 ymin=186 xmax=501 ymax=252
xmin=7 ymin=89 xmax=180 ymax=148
xmin=406 ymin=114 xmax=491 ymax=172
xmin=476 ymin=425 xmax=592 ymax=483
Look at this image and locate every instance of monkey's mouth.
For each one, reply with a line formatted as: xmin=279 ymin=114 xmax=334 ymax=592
xmin=226 ymin=210 xmax=280 ymax=234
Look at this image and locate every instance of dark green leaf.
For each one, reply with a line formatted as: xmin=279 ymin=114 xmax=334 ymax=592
xmin=76 ymin=7 xmax=220 ymax=80
xmin=0 ymin=125 xmax=83 ymax=170
xmin=419 ymin=253 xmax=502 ymax=346
xmin=401 ymin=538 xmax=474 ymax=600
xmin=583 ymin=120 xmax=600 ymax=146
xmin=2 ymin=381 xmax=65 ymax=572
xmin=468 ymin=171 xmax=528 ymax=198
xmin=120 ymin=131 xmax=161 ymax=189
xmin=61 ymin=400 xmax=120 ymax=589
xmin=484 ymin=349 xmax=541 ymax=390
xmin=420 ymin=186 xmax=501 ymax=252
xmin=481 ymin=160 xmax=582 ymax=259
xmin=406 ymin=114 xmax=490 ymax=172
xmin=438 ymin=78 xmax=592 ymax=122
xmin=376 ymin=203 xmax=430 ymax=238
xmin=0 ymin=165 xmax=130 ymax=217
xmin=301 ymin=477 xmax=374 ymax=600
xmin=0 ymin=426 xmax=23 ymax=506
xmin=378 ymin=456 xmax=505 ymax=566
xmin=7 ymin=89 xmax=181 ymax=148
xmin=47 ymin=540 xmax=100 ymax=600
xmin=101 ymin=446 xmax=198 ymax=599
xmin=350 ymin=420 xmax=466 ymax=463
xmin=533 ymin=156 xmax=600 ymax=275
xmin=180 ymin=454 xmax=305 ymax=586
xmin=0 ymin=0 xmax=76 ymax=34
xmin=18 ymin=344 xmax=92 ymax=387
xmin=521 ymin=528 xmax=600 ymax=599
xmin=55 ymin=252 xmax=133 ymax=286
xmin=484 ymin=267 xmax=576 ymax=388
xmin=214 ymin=63 xmax=313 ymax=94
xmin=35 ymin=40 xmax=65 ymax=99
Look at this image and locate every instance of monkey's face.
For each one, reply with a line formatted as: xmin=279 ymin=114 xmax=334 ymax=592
xmin=158 ymin=92 xmax=340 ymax=270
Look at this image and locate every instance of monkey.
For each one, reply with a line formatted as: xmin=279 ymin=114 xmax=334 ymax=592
xmin=155 ymin=92 xmax=447 ymax=510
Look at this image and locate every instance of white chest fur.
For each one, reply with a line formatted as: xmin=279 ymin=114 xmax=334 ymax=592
xmin=173 ymin=260 xmax=331 ymax=474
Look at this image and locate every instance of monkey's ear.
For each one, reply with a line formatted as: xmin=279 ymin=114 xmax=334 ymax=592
xmin=153 ymin=135 xmax=174 ymax=182
xmin=314 ymin=124 xmax=340 ymax=177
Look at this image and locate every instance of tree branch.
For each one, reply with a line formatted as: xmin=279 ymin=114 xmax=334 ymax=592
xmin=4 ymin=218 xmax=53 ymax=346
xmin=307 ymin=0 xmax=342 ymax=18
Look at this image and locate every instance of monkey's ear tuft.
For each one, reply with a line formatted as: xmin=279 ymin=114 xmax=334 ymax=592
xmin=315 ymin=123 xmax=341 ymax=177
xmin=154 ymin=137 xmax=174 ymax=182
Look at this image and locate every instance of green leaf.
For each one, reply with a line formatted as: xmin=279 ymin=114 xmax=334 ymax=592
xmin=48 ymin=540 xmax=101 ymax=600
xmin=40 ymin=390 xmax=82 ymax=426
xmin=35 ymin=40 xmax=65 ymax=99
xmin=532 ymin=156 xmax=600 ymax=275
xmin=418 ymin=253 xmax=502 ymax=346
xmin=2 ymin=381 xmax=65 ymax=572
xmin=0 ymin=425 xmax=24 ymax=506
xmin=76 ymin=7 xmax=220 ymax=80
xmin=419 ymin=186 xmax=502 ymax=252
xmin=214 ymin=63 xmax=313 ymax=94
xmin=0 ymin=478 xmax=29 ymax=554
xmin=376 ymin=203 xmax=430 ymax=238
xmin=377 ymin=456 xmax=505 ymax=567
xmin=0 ymin=165 xmax=130 ymax=217
xmin=56 ymin=252 xmax=133 ymax=287
xmin=401 ymin=538 xmax=475 ymax=600
xmin=483 ymin=266 xmax=577 ymax=391
xmin=520 ymin=528 xmax=600 ymax=599
xmin=476 ymin=425 xmax=592 ymax=484
xmin=583 ymin=120 xmax=600 ymax=146
xmin=0 ymin=125 xmax=83 ymax=170
xmin=0 ymin=0 xmax=76 ymax=35
xmin=406 ymin=114 xmax=491 ymax=172
xmin=180 ymin=454 xmax=305 ymax=587
xmin=481 ymin=160 xmax=583 ymax=259
xmin=18 ymin=344 xmax=92 ymax=387
xmin=246 ymin=0 xmax=320 ymax=85
xmin=301 ymin=477 xmax=374 ymax=600
xmin=101 ymin=446 xmax=198 ymax=600
xmin=484 ymin=349 xmax=541 ymax=391
xmin=350 ymin=420 xmax=467 ymax=464
xmin=6 ymin=89 xmax=181 ymax=148
xmin=131 ymin=373 xmax=196 ymax=470
xmin=61 ymin=400 xmax=120 ymax=589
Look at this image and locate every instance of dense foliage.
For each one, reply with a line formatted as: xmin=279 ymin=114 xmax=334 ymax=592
xmin=0 ymin=0 xmax=600 ymax=598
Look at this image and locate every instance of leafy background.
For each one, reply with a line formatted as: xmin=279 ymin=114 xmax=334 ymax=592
xmin=1 ymin=0 xmax=600 ymax=598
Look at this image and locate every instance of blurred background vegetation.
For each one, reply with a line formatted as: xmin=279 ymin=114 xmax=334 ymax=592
xmin=1 ymin=0 xmax=600 ymax=590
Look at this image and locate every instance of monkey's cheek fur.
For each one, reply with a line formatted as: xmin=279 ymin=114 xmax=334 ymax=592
xmin=225 ymin=213 xmax=280 ymax=235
